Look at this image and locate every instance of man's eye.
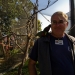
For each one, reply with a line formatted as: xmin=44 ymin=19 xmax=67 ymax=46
xmin=59 ymin=20 xmax=64 ymax=23
xmin=52 ymin=21 xmax=57 ymax=24
xmin=51 ymin=20 xmax=65 ymax=25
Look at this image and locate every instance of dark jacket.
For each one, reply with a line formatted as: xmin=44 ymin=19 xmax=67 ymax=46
xmin=36 ymin=33 xmax=75 ymax=75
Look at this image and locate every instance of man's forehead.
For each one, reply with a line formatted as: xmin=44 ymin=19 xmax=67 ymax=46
xmin=52 ymin=15 xmax=66 ymax=21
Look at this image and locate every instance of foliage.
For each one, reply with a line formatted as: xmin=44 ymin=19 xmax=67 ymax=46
xmin=0 ymin=0 xmax=39 ymax=75
xmin=10 ymin=49 xmax=20 ymax=56
xmin=37 ymin=20 xmax=42 ymax=31
xmin=0 ymin=0 xmax=33 ymax=35
xmin=3 ymin=59 xmax=40 ymax=75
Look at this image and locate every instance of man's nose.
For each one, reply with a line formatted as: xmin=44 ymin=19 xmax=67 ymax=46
xmin=56 ymin=22 xmax=60 ymax=25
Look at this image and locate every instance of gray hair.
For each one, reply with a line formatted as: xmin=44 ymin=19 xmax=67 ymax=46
xmin=51 ymin=11 xmax=68 ymax=22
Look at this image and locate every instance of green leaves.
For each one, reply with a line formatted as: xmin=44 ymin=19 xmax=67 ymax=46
xmin=0 ymin=0 xmax=33 ymax=35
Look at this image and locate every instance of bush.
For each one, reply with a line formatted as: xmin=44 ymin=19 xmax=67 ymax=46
xmin=3 ymin=59 xmax=40 ymax=75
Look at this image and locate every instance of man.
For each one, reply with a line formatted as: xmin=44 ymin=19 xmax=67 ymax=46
xmin=28 ymin=11 xmax=75 ymax=75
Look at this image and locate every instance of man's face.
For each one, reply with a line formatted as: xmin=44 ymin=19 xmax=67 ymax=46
xmin=51 ymin=14 xmax=68 ymax=36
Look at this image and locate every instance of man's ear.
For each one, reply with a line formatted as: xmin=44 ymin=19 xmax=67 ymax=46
xmin=67 ymin=22 xmax=69 ymax=26
xmin=65 ymin=22 xmax=68 ymax=29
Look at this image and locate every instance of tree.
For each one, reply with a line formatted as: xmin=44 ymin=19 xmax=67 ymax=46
xmin=0 ymin=0 xmax=52 ymax=75
xmin=37 ymin=20 xmax=42 ymax=31
xmin=0 ymin=0 xmax=33 ymax=35
xmin=0 ymin=0 xmax=34 ymax=74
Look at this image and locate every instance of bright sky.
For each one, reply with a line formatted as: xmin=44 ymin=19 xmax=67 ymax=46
xmin=38 ymin=14 xmax=51 ymax=30
xmin=37 ymin=0 xmax=70 ymax=30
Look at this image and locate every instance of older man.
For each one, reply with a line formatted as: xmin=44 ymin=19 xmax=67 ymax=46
xmin=28 ymin=11 xmax=75 ymax=75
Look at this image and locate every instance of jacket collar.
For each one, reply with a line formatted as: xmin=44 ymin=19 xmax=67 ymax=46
xmin=65 ymin=33 xmax=75 ymax=44
xmin=43 ymin=32 xmax=75 ymax=44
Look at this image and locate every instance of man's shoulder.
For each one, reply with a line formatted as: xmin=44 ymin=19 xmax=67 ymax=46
xmin=36 ymin=36 xmax=49 ymax=41
xmin=65 ymin=33 xmax=75 ymax=43
xmin=36 ymin=34 xmax=50 ymax=43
